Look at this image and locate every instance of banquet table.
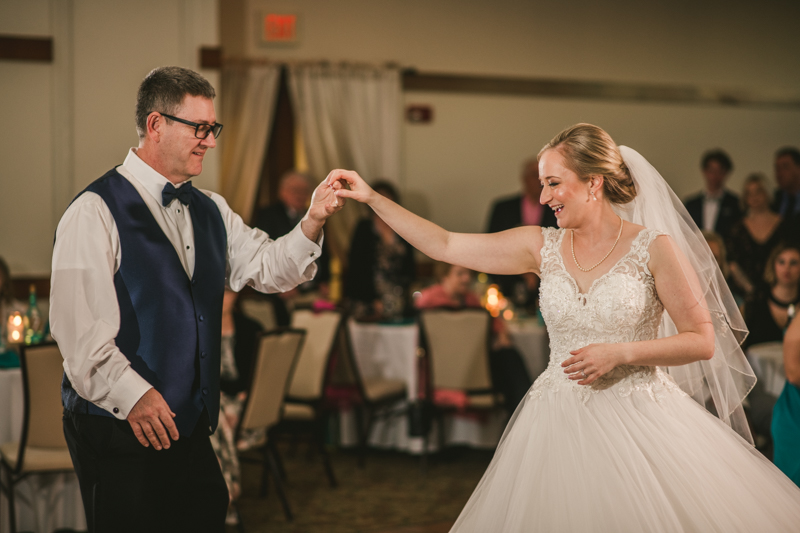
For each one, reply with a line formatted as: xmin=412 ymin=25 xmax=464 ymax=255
xmin=747 ymin=341 xmax=786 ymax=397
xmin=341 ymin=320 xmax=507 ymax=453
xmin=504 ymin=318 xmax=550 ymax=381
xmin=0 ymin=368 xmax=86 ymax=533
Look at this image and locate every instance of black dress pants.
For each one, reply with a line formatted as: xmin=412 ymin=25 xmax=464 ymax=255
xmin=63 ymin=408 xmax=228 ymax=533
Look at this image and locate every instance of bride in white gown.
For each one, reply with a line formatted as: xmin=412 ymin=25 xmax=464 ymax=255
xmin=327 ymin=124 xmax=800 ymax=531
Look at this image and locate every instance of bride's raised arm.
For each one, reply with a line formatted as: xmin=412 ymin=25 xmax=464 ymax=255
xmin=327 ymin=169 xmax=543 ymax=276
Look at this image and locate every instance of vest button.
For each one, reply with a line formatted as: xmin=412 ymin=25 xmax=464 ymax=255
xmin=202 ymin=388 xmax=208 ymax=395
xmin=191 ymin=278 xmax=196 ymax=285
xmin=199 ymin=315 xmax=204 ymax=322
xmin=200 ymin=351 xmax=207 ymax=358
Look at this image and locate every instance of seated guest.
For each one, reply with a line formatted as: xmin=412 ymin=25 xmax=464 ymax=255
xmin=741 ymin=243 xmax=800 ymax=459
xmin=701 ymin=231 xmax=747 ymax=308
xmin=773 ymin=308 xmax=800 ymax=486
xmin=772 ymin=147 xmax=800 ymax=218
xmin=742 ymin=242 xmax=800 ymax=350
xmin=415 ymin=262 xmax=532 ymax=411
xmin=485 ymin=159 xmax=557 ymax=311
xmin=209 ymin=289 xmax=264 ymax=525
xmin=727 ymin=173 xmax=789 ymax=298
xmin=345 ymin=181 xmax=416 ymax=321
xmin=252 ymin=170 xmax=331 ymax=324
xmin=684 ymin=149 xmax=741 ymax=241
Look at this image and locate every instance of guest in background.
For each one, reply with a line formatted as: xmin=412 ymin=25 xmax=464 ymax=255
xmin=773 ymin=308 xmax=800 ymax=486
xmin=772 ymin=147 xmax=800 ymax=219
xmin=485 ymin=159 xmax=557 ymax=311
xmin=742 ymin=242 xmax=800 ymax=350
xmin=346 ymin=181 xmax=416 ymax=321
xmin=701 ymin=231 xmax=747 ymax=308
xmin=253 ymin=170 xmax=331 ymax=325
xmin=727 ymin=173 xmax=788 ymax=298
xmin=209 ymin=289 xmax=264 ymax=525
xmin=684 ymin=149 xmax=742 ymax=240
xmin=415 ymin=262 xmax=532 ymax=412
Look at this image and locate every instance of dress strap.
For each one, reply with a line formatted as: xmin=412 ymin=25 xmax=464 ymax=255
xmin=629 ymin=229 xmax=666 ymax=276
xmin=538 ymin=227 xmax=564 ymax=276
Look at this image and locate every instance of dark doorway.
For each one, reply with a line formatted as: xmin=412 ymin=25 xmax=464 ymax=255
xmin=254 ymin=65 xmax=295 ymax=214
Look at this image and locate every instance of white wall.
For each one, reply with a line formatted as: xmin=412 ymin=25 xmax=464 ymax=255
xmin=0 ymin=0 xmax=220 ymax=275
xmin=2 ymin=0 xmax=799 ymax=273
xmin=232 ymin=0 xmax=800 ymax=232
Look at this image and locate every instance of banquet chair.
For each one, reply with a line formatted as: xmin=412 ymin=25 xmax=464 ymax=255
xmin=276 ymin=308 xmax=344 ymax=487
xmin=240 ymin=298 xmax=279 ymax=331
xmin=418 ymin=309 xmax=498 ymax=452
xmin=340 ymin=323 xmax=407 ymax=467
xmin=236 ymin=328 xmax=305 ymax=525
xmin=0 ymin=342 xmax=75 ymax=533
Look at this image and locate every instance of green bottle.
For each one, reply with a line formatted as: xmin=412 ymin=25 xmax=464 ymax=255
xmin=25 ymin=284 xmax=44 ymax=344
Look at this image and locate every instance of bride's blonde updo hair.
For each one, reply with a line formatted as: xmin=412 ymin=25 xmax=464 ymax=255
xmin=538 ymin=123 xmax=636 ymax=205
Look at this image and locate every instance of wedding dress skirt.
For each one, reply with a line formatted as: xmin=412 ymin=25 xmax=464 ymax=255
xmin=451 ymin=229 xmax=800 ymax=532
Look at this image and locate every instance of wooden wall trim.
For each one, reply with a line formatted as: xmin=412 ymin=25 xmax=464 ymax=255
xmin=0 ymin=35 xmax=53 ymax=62
xmin=200 ymin=46 xmax=223 ymax=69
xmin=402 ymin=71 xmax=800 ymax=109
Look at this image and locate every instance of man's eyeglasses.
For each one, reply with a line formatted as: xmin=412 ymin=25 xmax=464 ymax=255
xmin=160 ymin=113 xmax=224 ymax=139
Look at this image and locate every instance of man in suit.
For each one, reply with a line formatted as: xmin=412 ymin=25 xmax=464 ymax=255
xmin=772 ymin=147 xmax=800 ymax=218
xmin=252 ymin=170 xmax=331 ymax=324
xmin=51 ymin=66 xmax=344 ymax=532
xmin=683 ymin=149 xmax=742 ymax=241
xmin=485 ymin=159 xmax=557 ymax=309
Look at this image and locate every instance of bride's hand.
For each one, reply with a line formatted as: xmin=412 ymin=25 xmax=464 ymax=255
xmin=561 ymin=344 xmax=625 ymax=385
xmin=325 ymin=169 xmax=376 ymax=205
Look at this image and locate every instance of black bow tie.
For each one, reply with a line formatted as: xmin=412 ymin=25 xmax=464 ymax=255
xmin=162 ymin=181 xmax=193 ymax=207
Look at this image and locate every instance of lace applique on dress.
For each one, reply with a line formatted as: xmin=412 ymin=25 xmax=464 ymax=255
xmin=529 ymin=228 xmax=685 ymax=404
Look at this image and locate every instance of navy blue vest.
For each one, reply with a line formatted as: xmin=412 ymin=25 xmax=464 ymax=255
xmin=60 ymin=169 xmax=227 ymax=435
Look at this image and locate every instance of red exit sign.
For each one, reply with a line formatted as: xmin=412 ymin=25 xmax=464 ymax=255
xmin=263 ymin=14 xmax=298 ymax=43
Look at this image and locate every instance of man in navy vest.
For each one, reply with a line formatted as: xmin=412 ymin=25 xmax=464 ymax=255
xmin=50 ymin=66 xmax=344 ymax=532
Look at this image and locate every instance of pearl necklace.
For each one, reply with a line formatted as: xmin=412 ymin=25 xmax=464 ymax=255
xmin=571 ymin=216 xmax=624 ymax=272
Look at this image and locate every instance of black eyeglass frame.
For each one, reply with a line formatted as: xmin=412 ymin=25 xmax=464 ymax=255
xmin=160 ymin=113 xmax=224 ymax=139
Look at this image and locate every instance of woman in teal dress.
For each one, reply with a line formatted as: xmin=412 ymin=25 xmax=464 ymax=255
xmin=773 ymin=297 xmax=800 ymax=486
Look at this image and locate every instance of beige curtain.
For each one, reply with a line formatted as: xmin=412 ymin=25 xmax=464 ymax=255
xmin=219 ymin=63 xmax=281 ymax=222
xmin=288 ymin=63 xmax=402 ymax=262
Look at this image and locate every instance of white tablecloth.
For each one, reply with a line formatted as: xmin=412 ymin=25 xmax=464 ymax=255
xmin=0 ymin=368 xmax=86 ymax=533
xmin=747 ymin=342 xmax=786 ymax=397
xmin=505 ymin=318 xmax=550 ymax=380
xmin=343 ymin=320 xmax=506 ymax=453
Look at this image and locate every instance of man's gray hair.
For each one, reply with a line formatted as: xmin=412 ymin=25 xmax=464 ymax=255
xmin=279 ymin=170 xmax=314 ymax=188
xmin=135 ymin=66 xmax=216 ymax=140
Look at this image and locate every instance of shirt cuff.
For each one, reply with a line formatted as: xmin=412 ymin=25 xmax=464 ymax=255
xmin=96 ymin=367 xmax=153 ymax=420
xmin=285 ymin=223 xmax=323 ymax=277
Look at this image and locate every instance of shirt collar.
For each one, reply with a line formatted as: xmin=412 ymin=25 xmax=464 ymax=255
xmin=704 ymin=188 xmax=724 ymax=201
xmin=121 ymin=148 xmax=192 ymax=206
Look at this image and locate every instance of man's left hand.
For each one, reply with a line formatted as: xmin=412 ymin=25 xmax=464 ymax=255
xmin=300 ymin=178 xmax=346 ymax=241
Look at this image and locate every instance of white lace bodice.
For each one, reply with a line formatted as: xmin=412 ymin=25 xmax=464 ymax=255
xmin=529 ymin=227 xmax=684 ymax=403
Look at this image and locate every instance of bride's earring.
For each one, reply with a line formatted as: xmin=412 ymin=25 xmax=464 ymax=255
xmin=590 ymin=190 xmax=597 ymax=201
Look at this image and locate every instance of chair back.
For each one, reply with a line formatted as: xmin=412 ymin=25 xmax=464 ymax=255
xmin=419 ymin=309 xmax=492 ymax=391
xmin=239 ymin=329 xmax=305 ymax=432
xmin=240 ymin=298 xmax=278 ymax=331
xmin=288 ymin=309 xmax=343 ymax=400
xmin=19 ymin=342 xmax=68 ymax=449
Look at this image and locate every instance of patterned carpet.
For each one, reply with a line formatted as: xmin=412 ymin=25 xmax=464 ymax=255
xmin=230 ymin=444 xmax=494 ymax=533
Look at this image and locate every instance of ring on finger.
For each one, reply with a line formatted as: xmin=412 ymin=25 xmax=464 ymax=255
xmin=580 ymin=370 xmax=587 ymax=379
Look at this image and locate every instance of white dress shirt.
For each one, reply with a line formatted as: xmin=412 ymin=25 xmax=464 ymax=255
xmin=702 ymin=189 xmax=723 ymax=232
xmin=50 ymin=149 xmax=322 ymax=419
